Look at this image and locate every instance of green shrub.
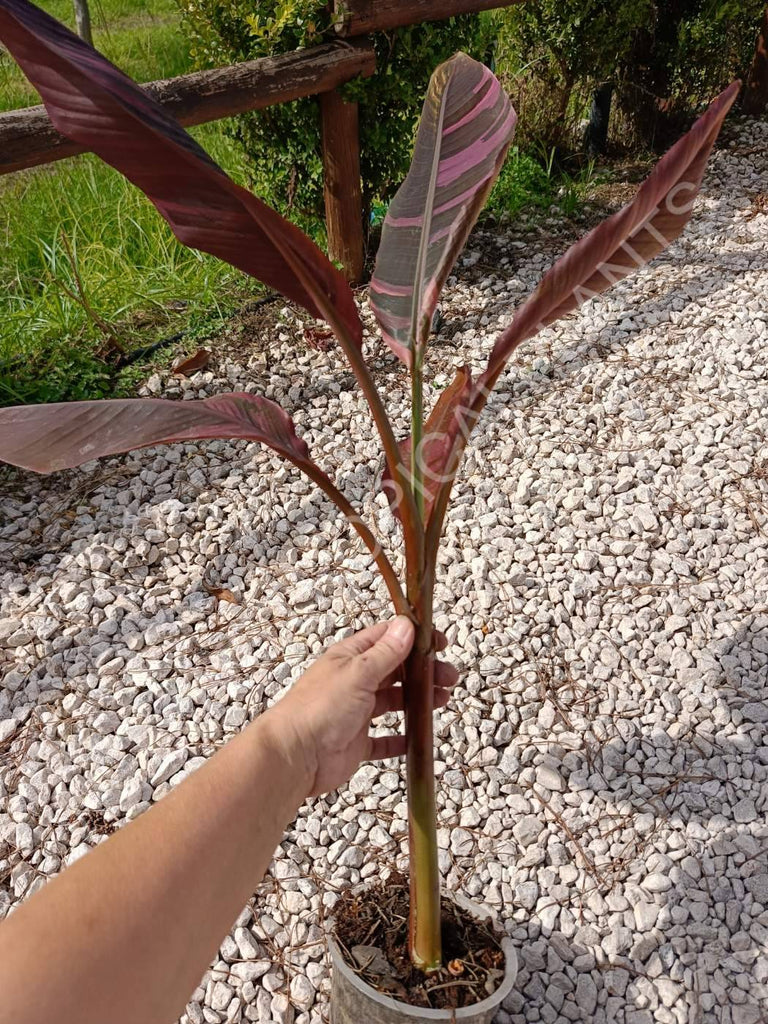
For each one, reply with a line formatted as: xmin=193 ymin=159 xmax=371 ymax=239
xmin=179 ymin=1 xmax=493 ymax=239
xmin=488 ymin=1 xmax=762 ymax=153
xmin=618 ymin=1 xmax=764 ymax=147
xmin=488 ymin=0 xmax=653 ymax=150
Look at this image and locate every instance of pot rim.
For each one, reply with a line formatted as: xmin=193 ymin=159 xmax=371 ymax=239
xmin=328 ymin=930 xmax=518 ymax=1020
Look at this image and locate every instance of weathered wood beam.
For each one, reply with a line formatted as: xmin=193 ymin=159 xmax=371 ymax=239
xmin=0 ymin=39 xmax=375 ymax=176
xmin=743 ymin=4 xmax=768 ymax=117
xmin=334 ymin=0 xmax=522 ymax=36
xmin=320 ymin=90 xmax=364 ymax=283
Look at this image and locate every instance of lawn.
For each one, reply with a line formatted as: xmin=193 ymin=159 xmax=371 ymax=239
xmin=0 ymin=0 xmax=257 ymax=406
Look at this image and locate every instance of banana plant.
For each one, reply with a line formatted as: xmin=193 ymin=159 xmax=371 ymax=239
xmin=0 ymin=0 xmax=738 ymax=971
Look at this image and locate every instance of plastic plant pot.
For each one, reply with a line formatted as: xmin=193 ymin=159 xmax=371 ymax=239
xmin=328 ymin=895 xmax=518 ymax=1024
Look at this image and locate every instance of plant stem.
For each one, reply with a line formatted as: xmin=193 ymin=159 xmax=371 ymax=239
xmin=404 ymin=350 xmax=441 ymax=970
xmin=403 ymin=583 xmax=442 ymax=971
xmin=411 ymin=353 xmax=425 ymax=524
xmin=298 ymin=460 xmax=409 ymax=616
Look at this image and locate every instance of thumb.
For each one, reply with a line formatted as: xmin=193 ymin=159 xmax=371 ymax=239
xmin=354 ymin=616 xmax=414 ymax=684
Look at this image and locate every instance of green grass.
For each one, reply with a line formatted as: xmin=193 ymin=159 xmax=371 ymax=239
xmin=0 ymin=0 xmax=190 ymax=111
xmin=0 ymin=0 xmax=261 ymax=407
xmin=0 ymin=124 xmax=260 ymax=406
xmin=486 ymin=145 xmax=600 ymax=220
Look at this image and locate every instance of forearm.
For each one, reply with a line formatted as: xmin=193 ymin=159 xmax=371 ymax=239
xmin=0 ymin=714 xmax=309 ymax=1024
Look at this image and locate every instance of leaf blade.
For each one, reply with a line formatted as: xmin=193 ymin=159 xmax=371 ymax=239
xmin=370 ymin=54 xmax=516 ymax=364
xmin=0 ymin=394 xmax=314 ymax=474
xmin=482 ymin=81 xmax=740 ymax=387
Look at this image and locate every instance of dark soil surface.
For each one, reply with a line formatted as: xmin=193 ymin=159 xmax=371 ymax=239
xmin=333 ymin=873 xmax=506 ymax=1010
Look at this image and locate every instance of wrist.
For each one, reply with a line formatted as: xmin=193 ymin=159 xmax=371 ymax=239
xmin=251 ymin=708 xmax=317 ymax=805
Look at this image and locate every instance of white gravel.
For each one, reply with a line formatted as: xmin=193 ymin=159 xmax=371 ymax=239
xmin=2 ymin=117 xmax=768 ymax=1024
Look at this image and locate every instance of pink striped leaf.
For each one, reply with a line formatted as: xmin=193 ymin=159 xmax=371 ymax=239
xmin=0 ymin=0 xmax=362 ymax=346
xmin=370 ymin=54 xmax=516 ymax=365
xmin=480 ymin=81 xmax=740 ymax=391
xmin=0 ymin=394 xmax=317 ymax=475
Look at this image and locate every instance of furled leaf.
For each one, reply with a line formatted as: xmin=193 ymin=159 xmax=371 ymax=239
xmin=0 ymin=394 xmax=316 ymax=474
xmin=0 ymin=0 xmax=362 ymax=346
xmin=370 ymin=53 xmax=516 ymax=365
xmin=481 ymin=81 xmax=740 ymax=389
xmin=382 ymin=366 xmax=472 ymax=522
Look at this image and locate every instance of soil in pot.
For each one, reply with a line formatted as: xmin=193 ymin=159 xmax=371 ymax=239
xmin=333 ymin=872 xmax=505 ymax=1010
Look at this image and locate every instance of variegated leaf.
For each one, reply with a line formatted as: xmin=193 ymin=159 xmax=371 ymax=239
xmin=370 ymin=54 xmax=516 ymax=365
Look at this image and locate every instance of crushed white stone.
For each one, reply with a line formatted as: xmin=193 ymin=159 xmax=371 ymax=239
xmin=1 ymin=118 xmax=768 ymax=1023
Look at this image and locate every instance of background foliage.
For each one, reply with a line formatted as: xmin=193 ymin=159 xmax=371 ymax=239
xmin=618 ymin=0 xmax=765 ymax=147
xmin=180 ymin=0 xmax=493 ymax=238
xmin=489 ymin=0 xmax=654 ymax=149
xmin=489 ymin=0 xmax=763 ymax=152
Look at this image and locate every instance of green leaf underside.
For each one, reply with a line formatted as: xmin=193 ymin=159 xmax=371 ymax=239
xmin=0 ymin=0 xmax=363 ymax=346
xmin=370 ymin=53 xmax=516 ymax=365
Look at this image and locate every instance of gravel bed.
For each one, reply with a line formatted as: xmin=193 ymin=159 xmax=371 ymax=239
xmin=1 ymin=118 xmax=767 ymax=1024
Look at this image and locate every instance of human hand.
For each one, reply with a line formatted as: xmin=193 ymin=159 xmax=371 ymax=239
xmin=261 ymin=617 xmax=458 ymax=797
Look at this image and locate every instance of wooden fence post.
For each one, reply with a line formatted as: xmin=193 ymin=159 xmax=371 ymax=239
xmin=320 ymin=89 xmax=365 ymax=283
xmin=744 ymin=4 xmax=768 ymax=117
xmin=72 ymin=0 xmax=93 ymax=46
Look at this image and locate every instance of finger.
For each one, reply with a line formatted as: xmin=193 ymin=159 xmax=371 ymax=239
xmin=373 ymin=687 xmax=405 ymax=718
xmin=433 ymin=629 xmax=448 ymax=652
xmin=434 ymin=660 xmax=459 ymax=689
xmin=373 ymin=676 xmax=457 ymax=718
xmin=378 ymin=655 xmax=455 ymax=693
xmin=332 ymin=620 xmax=391 ymax=658
xmin=353 ymin=617 xmax=414 ymax=686
xmin=369 ymin=733 xmax=406 ymax=760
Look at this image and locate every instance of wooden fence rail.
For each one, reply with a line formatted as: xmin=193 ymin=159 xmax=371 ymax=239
xmin=334 ymin=0 xmax=519 ymax=36
xmin=0 ymin=40 xmax=375 ymax=176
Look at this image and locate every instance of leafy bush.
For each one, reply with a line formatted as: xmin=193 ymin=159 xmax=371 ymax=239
xmin=489 ymin=0 xmax=653 ymax=150
xmin=489 ymin=1 xmax=762 ymax=153
xmin=618 ymin=1 xmax=765 ymax=147
xmin=179 ymin=0 xmax=493 ymax=238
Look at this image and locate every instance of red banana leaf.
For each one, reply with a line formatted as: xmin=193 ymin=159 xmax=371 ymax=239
xmin=480 ymin=80 xmax=740 ymax=390
xmin=0 ymin=394 xmax=316 ymax=474
xmin=0 ymin=0 xmax=362 ymax=346
xmin=422 ymin=82 xmax=740 ymax=550
xmin=370 ymin=54 xmax=515 ymax=365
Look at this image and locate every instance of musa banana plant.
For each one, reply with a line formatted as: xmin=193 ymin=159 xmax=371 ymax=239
xmin=0 ymin=0 xmax=739 ymax=970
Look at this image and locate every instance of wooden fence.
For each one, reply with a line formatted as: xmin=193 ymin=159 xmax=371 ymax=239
xmin=0 ymin=0 xmax=522 ymax=283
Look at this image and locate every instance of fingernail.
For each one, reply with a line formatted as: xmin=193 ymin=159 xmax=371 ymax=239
xmin=387 ymin=616 xmax=414 ymax=644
